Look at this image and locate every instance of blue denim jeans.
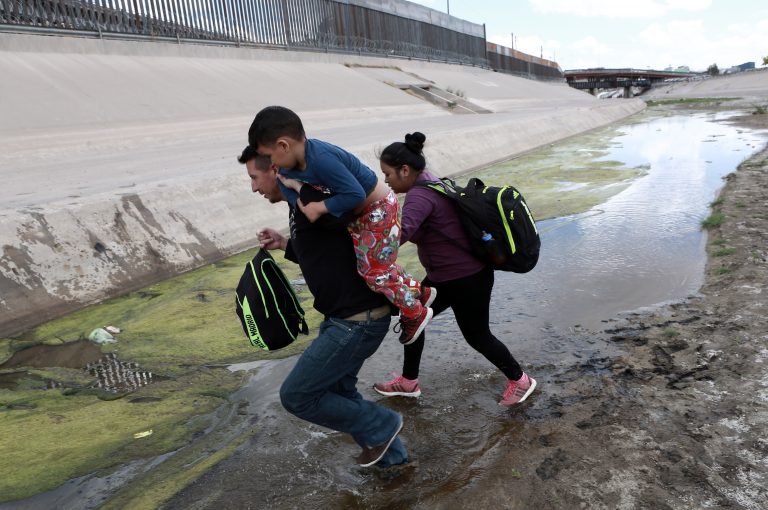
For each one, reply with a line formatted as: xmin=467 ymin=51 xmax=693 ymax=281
xmin=280 ymin=314 xmax=408 ymax=467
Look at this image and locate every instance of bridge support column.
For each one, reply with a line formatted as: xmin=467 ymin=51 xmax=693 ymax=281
xmin=623 ymin=86 xmax=633 ymax=98
xmin=588 ymin=88 xmax=596 ymax=96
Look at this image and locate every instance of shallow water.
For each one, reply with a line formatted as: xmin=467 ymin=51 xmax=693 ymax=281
xmin=488 ymin=111 xmax=767 ymax=348
xmin=12 ymin=111 xmax=767 ymax=509
xmin=154 ymin=111 xmax=768 ymax=509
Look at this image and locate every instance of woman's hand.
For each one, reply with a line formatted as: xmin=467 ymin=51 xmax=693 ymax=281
xmin=258 ymin=228 xmax=287 ymax=250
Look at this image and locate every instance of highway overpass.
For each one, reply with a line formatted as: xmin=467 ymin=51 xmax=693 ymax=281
xmin=565 ymin=68 xmax=698 ymax=97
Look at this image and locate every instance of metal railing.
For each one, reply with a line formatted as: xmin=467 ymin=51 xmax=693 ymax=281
xmin=1 ymin=1 xmax=564 ymax=79
xmin=0 ymin=0 xmax=488 ymax=66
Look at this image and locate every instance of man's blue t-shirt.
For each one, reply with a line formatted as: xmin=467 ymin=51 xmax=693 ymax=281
xmin=278 ymin=139 xmax=378 ymax=217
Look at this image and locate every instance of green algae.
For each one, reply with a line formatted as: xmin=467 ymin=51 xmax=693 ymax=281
xmin=0 ymin=370 xmax=243 ymax=502
xmin=0 ymin=110 xmax=652 ymax=504
xmin=0 ymin=247 xmax=318 ymax=502
xmin=464 ymin=120 xmax=650 ymax=221
xmin=645 ymin=97 xmax=739 ymax=107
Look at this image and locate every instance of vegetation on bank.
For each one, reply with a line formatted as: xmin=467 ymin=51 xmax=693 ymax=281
xmin=644 ymin=97 xmax=739 ymax=107
xmin=0 ymin=248 xmax=321 ymax=502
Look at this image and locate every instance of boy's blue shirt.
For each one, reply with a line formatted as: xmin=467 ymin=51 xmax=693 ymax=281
xmin=278 ymin=138 xmax=377 ymax=217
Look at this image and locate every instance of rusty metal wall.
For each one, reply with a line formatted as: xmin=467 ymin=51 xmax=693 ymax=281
xmin=0 ymin=0 xmax=487 ymax=65
xmin=486 ymin=42 xmax=563 ymax=81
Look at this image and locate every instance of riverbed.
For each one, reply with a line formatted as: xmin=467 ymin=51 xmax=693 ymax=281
xmin=3 ymin=106 xmax=766 ymax=509
xmin=157 ymin=108 xmax=768 ymax=510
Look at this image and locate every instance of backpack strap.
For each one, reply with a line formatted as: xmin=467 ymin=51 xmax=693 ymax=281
xmin=410 ymin=179 xmax=487 ymax=264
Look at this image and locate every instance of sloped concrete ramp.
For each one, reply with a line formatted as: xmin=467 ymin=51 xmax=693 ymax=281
xmin=0 ymin=33 xmax=645 ymax=336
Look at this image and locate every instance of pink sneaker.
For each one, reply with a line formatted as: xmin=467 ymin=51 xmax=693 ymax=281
xmin=419 ymin=286 xmax=437 ymax=308
xmin=373 ymin=374 xmax=422 ymax=397
xmin=499 ymin=373 xmax=537 ymax=406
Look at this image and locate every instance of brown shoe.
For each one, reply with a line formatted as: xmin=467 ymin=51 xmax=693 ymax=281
xmin=356 ymin=416 xmax=404 ymax=467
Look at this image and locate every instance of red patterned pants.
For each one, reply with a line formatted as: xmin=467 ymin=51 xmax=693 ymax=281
xmin=348 ymin=190 xmax=425 ymax=319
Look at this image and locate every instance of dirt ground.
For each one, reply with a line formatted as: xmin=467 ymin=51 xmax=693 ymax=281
xmin=495 ymin=108 xmax=768 ymax=509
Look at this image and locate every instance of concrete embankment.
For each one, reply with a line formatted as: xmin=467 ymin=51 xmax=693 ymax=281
xmin=0 ymin=33 xmax=645 ymax=336
xmin=645 ymin=68 xmax=768 ymax=101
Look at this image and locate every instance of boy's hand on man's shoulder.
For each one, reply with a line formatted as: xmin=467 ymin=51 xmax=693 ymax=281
xmin=277 ymin=173 xmax=304 ymax=193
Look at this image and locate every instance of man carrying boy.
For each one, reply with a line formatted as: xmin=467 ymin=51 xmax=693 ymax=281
xmin=238 ymin=146 xmax=408 ymax=468
xmin=247 ymin=106 xmax=435 ymax=345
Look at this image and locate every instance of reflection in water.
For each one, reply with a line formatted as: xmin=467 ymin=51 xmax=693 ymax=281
xmin=488 ymin=111 xmax=768 ymax=341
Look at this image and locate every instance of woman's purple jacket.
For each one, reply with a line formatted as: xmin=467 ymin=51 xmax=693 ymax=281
xmin=400 ymin=171 xmax=486 ymax=283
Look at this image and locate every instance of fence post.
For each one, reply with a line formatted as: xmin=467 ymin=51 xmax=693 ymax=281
xmin=280 ymin=0 xmax=291 ymax=47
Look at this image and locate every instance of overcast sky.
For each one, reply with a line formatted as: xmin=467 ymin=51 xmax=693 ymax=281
xmin=408 ymin=0 xmax=768 ymax=71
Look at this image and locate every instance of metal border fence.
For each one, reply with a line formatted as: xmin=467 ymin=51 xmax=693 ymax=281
xmin=0 ymin=0 xmax=487 ymax=66
xmin=486 ymin=42 xmax=563 ymax=81
xmin=0 ymin=0 xmax=563 ymax=79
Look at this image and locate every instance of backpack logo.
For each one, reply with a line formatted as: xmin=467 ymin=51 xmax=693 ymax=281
xmin=245 ymin=313 xmax=258 ymax=337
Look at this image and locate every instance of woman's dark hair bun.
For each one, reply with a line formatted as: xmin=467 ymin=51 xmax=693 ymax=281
xmin=404 ymin=132 xmax=426 ymax=153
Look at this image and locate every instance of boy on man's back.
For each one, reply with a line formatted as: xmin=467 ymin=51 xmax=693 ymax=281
xmin=248 ymin=106 xmax=435 ymax=344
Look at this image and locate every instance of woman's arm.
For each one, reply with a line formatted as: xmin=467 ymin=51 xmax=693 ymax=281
xmin=400 ymin=187 xmax=437 ymax=244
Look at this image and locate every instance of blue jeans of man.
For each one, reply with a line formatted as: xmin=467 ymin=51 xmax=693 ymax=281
xmin=279 ymin=314 xmax=408 ymax=467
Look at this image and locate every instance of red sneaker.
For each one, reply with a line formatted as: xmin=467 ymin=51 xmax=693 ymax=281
xmin=419 ymin=286 xmax=437 ymax=308
xmin=397 ymin=307 xmax=433 ymax=345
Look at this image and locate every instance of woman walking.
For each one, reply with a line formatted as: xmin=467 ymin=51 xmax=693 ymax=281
xmin=373 ymin=132 xmax=536 ymax=406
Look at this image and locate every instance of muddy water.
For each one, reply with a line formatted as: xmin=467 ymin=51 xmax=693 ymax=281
xmin=160 ymin=112 xmax=767 ymax=509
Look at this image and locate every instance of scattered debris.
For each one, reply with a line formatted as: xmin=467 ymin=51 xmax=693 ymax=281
xmin=88 ymin=328 xmax=116 ymax=344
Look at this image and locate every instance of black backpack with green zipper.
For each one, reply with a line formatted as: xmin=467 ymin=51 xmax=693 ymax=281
xmin=414 ymin=177 xmax=540 ymax=273
xmin=235 ymin=249 xmax=308 ymax=350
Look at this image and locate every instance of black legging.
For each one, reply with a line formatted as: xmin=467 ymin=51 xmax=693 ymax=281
xmin=403 ymin=266 xmax=523 ymax=381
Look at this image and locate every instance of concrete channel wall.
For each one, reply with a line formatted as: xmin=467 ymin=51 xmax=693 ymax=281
xmin=0 ymin=32 xmax=645 ymax=337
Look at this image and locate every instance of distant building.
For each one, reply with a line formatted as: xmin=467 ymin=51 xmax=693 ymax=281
xmin=663 ymin=65 xmax=690 ymax=73
xmin=725 ymin=62 xmax=755 ymax=74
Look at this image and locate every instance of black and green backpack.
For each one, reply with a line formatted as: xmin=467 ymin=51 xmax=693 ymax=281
xmin=235 ymin=249 xmax=308 ymax=350
xmin=415 ymin=177 xmax=540 ymax=273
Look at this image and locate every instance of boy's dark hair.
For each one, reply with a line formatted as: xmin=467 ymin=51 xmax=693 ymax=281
xmin=248 ymin=106 xmax=306 ymax=147
xmin=237 ymin=145 xmax=272 ymax=169
xmin=379 ymin=132 xmax=427 ymax=174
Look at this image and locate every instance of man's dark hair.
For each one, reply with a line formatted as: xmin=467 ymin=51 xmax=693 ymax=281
xmin=237 ymin=145 xmax=271 ymax=169
xmin=248 ymin=106 xmax=306 ymax=147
